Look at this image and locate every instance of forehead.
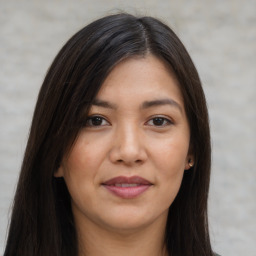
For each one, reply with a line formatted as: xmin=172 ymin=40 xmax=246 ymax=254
xmin=96 ymin=55 xmax=184 ymax=108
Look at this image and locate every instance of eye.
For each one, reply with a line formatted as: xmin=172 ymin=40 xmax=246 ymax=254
xmin=146 ymin=116 xmax=173 ymax=127
xmin=85 ymin=116 xmax=110 ymax=127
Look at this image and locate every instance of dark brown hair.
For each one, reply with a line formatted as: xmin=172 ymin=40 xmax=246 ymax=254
xmin=4 ymin=13 xmax=213 ymax=256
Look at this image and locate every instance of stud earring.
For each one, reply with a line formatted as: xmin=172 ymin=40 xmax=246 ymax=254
xmin=188 ymin=159 xmax=194 ymax=167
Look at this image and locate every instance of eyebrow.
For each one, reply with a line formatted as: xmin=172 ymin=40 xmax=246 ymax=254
xmin=141 ymin=98 xmax=182 ymax=112
xmin=91 ymin=99 xmax=117 ymax=109
xmin=91 ymin=98 xmax=182 ymax=112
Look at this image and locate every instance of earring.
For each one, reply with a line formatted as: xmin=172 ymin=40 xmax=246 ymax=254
xmin=188 ymin=159 xmax=194 ymax=167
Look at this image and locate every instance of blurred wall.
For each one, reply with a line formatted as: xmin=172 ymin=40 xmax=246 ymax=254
xmin=0 ymin=0 xmax=255 ymax=255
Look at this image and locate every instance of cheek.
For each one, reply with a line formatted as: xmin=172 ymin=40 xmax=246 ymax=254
xmin=60 ymin=145 xmax=94 ymax=194
xmin=152 ymin=139 xmax=188 ymax=207
xmin=149 ymin=135 xmax=189 ymax=203
xmin=61 ymin=140 xmax=98 ymax=209
xmin=65 ymin=135 xmax=104 ymax=174
xmin=61 ymin=134 xmax=110 ymax=204
xmin=151 ymin=137 xmax=189 ymax=173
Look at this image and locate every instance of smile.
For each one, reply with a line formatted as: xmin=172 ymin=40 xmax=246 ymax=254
xmin=102 ymin=176 xmax=152 ymax=199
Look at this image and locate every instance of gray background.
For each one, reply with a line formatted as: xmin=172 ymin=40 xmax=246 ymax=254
xmin=0 ymin=0 xmax=255 ymax=255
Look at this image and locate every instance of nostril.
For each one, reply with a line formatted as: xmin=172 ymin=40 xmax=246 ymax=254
xmin=109 ymin=143 xmax=147 ymax=165
xmin=115 ymin=159 xmax=143 ymax=165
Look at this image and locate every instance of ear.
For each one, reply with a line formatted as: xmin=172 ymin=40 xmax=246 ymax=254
xmin=54 ymin=164 xmax=64 ymax=177
xmin=184 ymin=154 xmax=194 ymax=170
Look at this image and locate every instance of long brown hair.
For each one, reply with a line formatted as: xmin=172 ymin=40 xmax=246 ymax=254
xmin=4 ymin=13 xmax=213 ymax=256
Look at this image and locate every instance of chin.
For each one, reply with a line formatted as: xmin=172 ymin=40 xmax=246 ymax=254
xmin=97 ymin=208 xmax=168 ymax=234
xmin=103 ymin=218 xmax=153 ymax=234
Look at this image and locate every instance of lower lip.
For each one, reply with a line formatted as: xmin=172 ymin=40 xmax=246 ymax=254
xmin=103 ymin=185 xmax=151 ymax=199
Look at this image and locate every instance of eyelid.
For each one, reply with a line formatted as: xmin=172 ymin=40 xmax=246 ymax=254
xmin=84 ymin=114 xmax=174 ymax=128
xmin=145 ymin=115 xmax=174 ymax=127
xmin=85 ymin=114 xmax=111 ymax=127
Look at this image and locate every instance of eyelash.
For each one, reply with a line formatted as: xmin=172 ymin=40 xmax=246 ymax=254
xmin=146 ymin=116 xmax=173 ymax=127
xmin=85 ymin=115 xmax=110 ymax=127
xmin=84 ymin=115 xmax=173 ymax=128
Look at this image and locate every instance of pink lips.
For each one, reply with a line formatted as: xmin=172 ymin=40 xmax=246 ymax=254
xmin=102 ymin=176 xmax=152 ymax=199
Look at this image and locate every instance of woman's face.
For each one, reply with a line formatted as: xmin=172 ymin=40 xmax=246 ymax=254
xmin=56 ymin=55 xmax=192 ymax=233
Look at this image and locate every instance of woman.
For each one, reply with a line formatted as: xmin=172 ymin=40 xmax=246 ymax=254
xmin=4 ymin=13 xmax=215 ymax=256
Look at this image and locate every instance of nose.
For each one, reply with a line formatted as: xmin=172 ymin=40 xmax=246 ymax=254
xmin=109 ymin=124 xmax=147 ymax=166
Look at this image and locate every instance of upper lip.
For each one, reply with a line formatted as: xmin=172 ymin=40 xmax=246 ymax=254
xmin=102 ymin=176 xmax=152 ymax=185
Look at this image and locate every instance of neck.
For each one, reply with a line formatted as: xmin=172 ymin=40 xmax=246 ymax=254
xmin=75 ymin=214 xmax=169 ymax=256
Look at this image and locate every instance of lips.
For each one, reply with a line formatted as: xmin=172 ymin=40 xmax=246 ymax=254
xmin=102 ymin=176 xmax=152 ymax=199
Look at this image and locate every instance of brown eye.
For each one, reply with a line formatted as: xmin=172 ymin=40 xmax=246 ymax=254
xmin=86 ymin=116 xmax=109 ymax=127
xmin=153 ymin=117 xmax=165 ymax=126
xmin=146 ymin=117 xmax=172 ymax=127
